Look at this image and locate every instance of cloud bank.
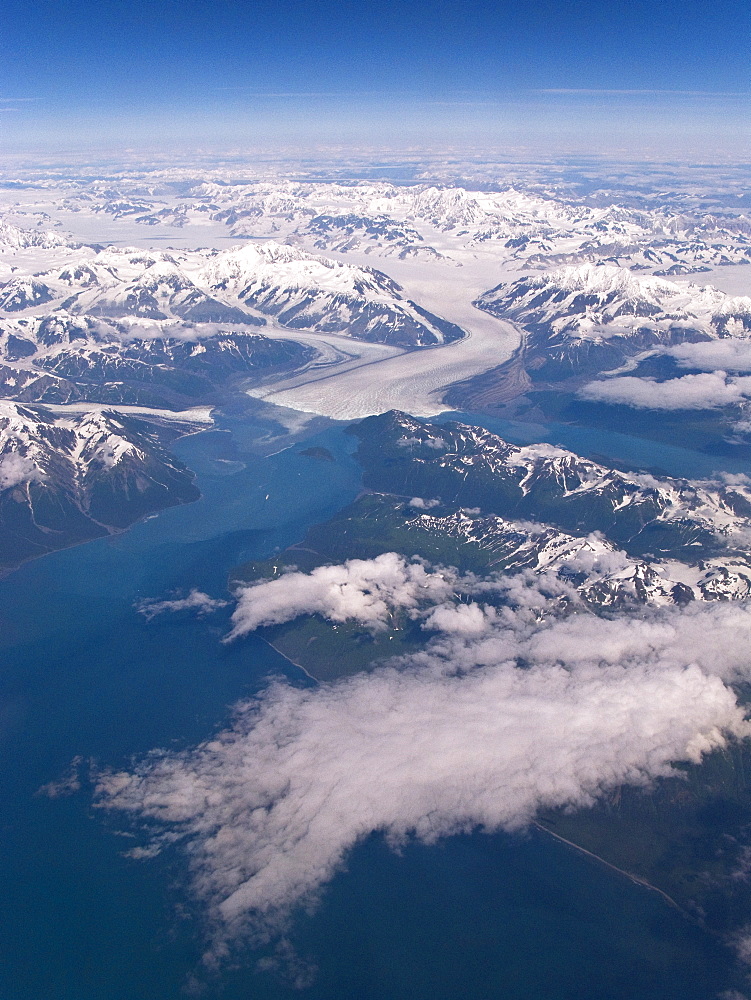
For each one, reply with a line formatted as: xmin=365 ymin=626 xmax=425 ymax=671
xmin=667 ymin=341 xmax=751 ymax=374
xmin=95 ymin=555 xmax=751 ymax=963
xmin=579 ymin=372 xmax=751 ymax=410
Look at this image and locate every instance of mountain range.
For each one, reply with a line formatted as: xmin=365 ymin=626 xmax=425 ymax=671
xmin=354 ymin=411 xmax=751 ymax=564
xmin=0 ymin=241 xmax=465 ymax=409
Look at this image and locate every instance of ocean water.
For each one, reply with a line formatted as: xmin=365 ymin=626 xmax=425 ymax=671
xmin=0 ymin=408 xmax=746 ymax=999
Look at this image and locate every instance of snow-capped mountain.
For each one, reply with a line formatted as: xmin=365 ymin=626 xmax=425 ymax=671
xmin=0 ymin=311 xmax=313 ymax=408
xmin=405 ymin=508 xmax=751 ymax=608
xmin=302 ymin=214 xmax=446 ymax=260
xmin=472 ymin=264 xmax=751 ymax=384
xmin=356 ymin=411 xmax=751 ymax=560
xmin=1 ymin=170 xmax=750 ymax=576
xmin=524 ymin=236 xmax=751 ymax=274
xmin=197 ymin=243 xmax=463 ymax=344
xmin=0 ymin=401 xmax=200 ymax=570
xmin=0 ymin=240 xmax=469 ymax=407
xmin=0 ymin=242 xmax=465 ymax=347
xmin=0 ymin=219 xmax=72 ymax=251
xmin=10 ymin=171 xmax=751 ymax=283
xmin=478 ymin=263 xmax=751 ymax=339
xmin=50 ymin=176 xmax=751 ymax=262
xmin=187 ymin=181 xmax=658 ymax=243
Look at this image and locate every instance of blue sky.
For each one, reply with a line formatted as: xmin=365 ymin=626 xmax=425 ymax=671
xmin=1 ymin=0 xmax=749 ymax=156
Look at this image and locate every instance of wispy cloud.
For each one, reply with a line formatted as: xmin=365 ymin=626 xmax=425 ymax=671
xmin=137 ymin=589 xmax=228 ymax=620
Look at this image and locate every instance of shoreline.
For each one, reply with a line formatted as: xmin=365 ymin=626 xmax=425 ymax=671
xmin=259 ymin=636 xmax=320 ymax=683
xmin=0 ymin=407 xmax=216 ymax=581
xmin=0 ymin=487 xmax=202 ymax=582
xmin=532 ymin=821 xmax=692 ymax=919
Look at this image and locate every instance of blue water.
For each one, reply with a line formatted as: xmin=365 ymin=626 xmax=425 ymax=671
xmin=445 ymin=410 xmax=751 ymax=479
xmin=0 ymin=408 xmax=745 ymax=999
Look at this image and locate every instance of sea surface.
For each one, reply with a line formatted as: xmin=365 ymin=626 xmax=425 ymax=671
xmin=0 ymin=405 xmax=747 ymax=1000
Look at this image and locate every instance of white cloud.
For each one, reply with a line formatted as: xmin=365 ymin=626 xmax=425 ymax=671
xmin=398 ymin=436 xmax=446 ymax=450
xmin=579 ymin=372 xmax=751 ymax=410
xmin=137 ymin=589 xmax=229 ymax=620
xmin=226 ymin=553 xmax=457 ymax=639
xmin=408 ymin=497 xmax=440 ymax=509
xmin=667 ymin=341 xmax=751 ymax=374
xmin=507 ymin=442 xmax=570 ymax=465
xmin=95 ymin=565 xmax=751 ymax=964
xmin=0 ymin=452 xmax=39 ymax=489
xmin=422 ymin=602 xmax=497 ymax=635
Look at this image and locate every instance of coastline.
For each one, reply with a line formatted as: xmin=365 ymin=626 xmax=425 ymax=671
xmin=0 ymin=488 xmax=202 ymax=581
xmin=532 ymin=821 xmax=692 ymax=919
xmin=259 ymin=636 xmax=320 ymax=683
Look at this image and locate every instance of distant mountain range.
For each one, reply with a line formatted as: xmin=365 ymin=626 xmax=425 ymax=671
xmin=0 ymin=219 xmax=73 ymax=251
xmin=48 ymin=177 xmax=751 ymax=264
